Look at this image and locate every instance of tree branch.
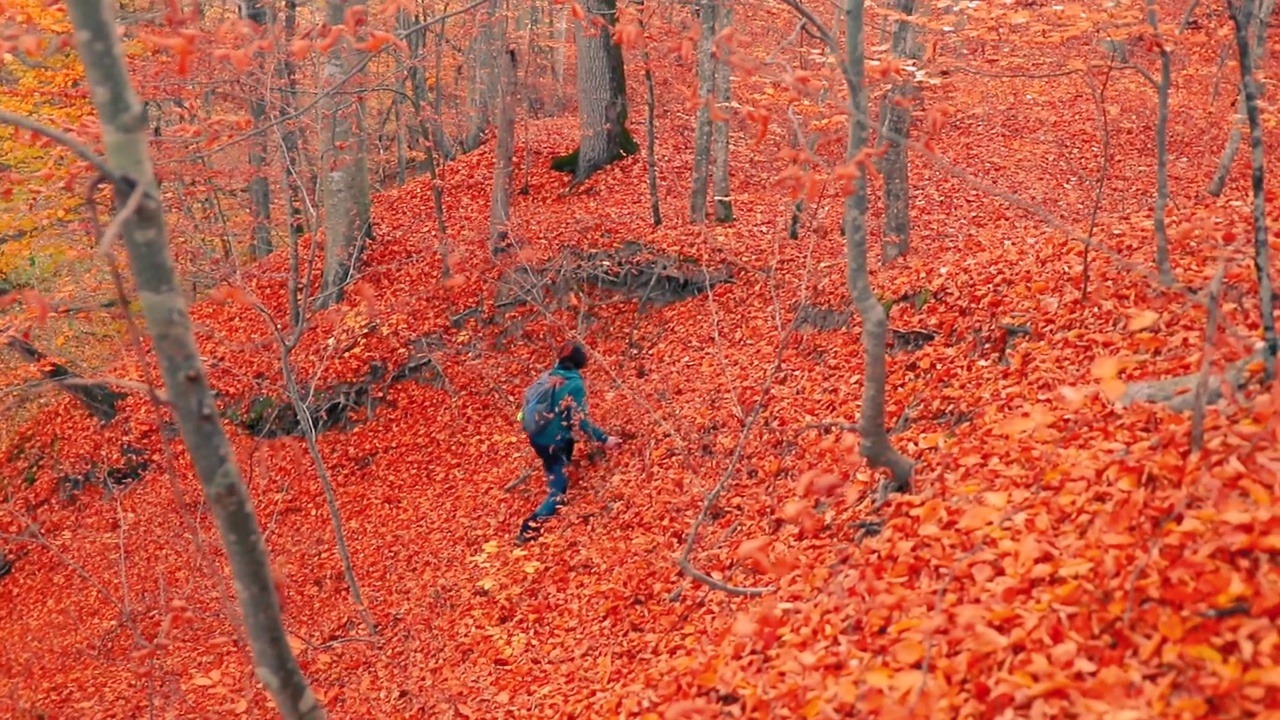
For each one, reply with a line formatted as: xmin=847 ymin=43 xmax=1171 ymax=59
xmin=0 ymin=108 xmax=115 ymax=178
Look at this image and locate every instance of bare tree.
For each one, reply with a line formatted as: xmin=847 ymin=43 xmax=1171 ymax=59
xmin=242 ymin=0 xmax=274 ymax=259
xmin=878 ymin=0 xmax=916 ymax=264
xmin=276 ymin=0 xmax=307 ymax=259
xmin=778 ymin=0 xmax=915 ymax=500
xmin=490 ymin=0 xmax=517 ymax=255
xmin=58 ymin=0 xmax=324 ymax=716
xmin=639 ymin=3 xmax=662 ymax=226
xmin=318 ymin=0 xmax=375 ymax=307
xmin=711 ymin=0 xmax=735 ymax=223
xmin=1208 ymin=0 xmax=1276 ymax=196
xmin=395 ymin=10 xmax=450 ymax=276
xmin=689 ymin=0 xmax=717 ymax=222
xmin=462 ymin=1 xmax=501 ymax=152
xmin=1228 ymin=0 xmax=1277 ymax=379
xmin=1145 ymin=0 xmax=1175 ymax=285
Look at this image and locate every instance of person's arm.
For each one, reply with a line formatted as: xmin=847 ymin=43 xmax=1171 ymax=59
xmin=564 ymin=377 xmax=610 ymax=443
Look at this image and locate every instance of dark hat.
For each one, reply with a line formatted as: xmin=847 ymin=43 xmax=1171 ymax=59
xmin=557 ymin=341 xmax=588 ymax=370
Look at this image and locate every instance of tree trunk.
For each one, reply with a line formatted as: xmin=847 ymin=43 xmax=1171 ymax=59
xmin=462 ymin=3 xmax=499 ymax=153
xmin=241 ymin=0 xmax=273 ymax=259
xmin=689 ymin=0 xmax=716 ymax=223
xmin=490 ymin=0 xmax=517 ymax=255
xmin=1208 ymin=0 xmax=1276 ymax=196
xmin=550 ymin=0 xmax=567 ymax=89
xmin=711 ymin=0 xmax=734 ymax=223
xmin=276 ymin=0 xmax=305 ymax=243
xmin=1230 ymin=0 xmax=1277 ymax=379
xmin=1147 ymin=0 xmax=1174 ymax=284
xmin=62 ymin=0 xmax=323 ymax=717
xmin=4 ymin=335 xmax=124 ymax=424
xmin=393 ymin=90 xmax=407 ymax=187
xmin=396 ymin=9 xmax=453 ymax=272
xmin=842 ymin=0 xmax=915 ymax=500
xmin=639 ymin=6 xmax=662 ymax=226
xmin=879 ymin=0 xmax=915 ymax=264
xmin=318 ymin=0 xmax=374 ymax=308
xmin=433 ymin=8 xmax=456 ymax=160
xmin=402 ymin=5 xmax=455 ymax=162
xmin=572 ymin=0 xmax=633 ymax=183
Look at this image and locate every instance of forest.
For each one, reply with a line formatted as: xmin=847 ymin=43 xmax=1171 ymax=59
xmin=1 ymin=0 xmax=1279 ymax=716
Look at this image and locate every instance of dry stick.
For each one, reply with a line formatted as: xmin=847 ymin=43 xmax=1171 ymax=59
xmin=1191 ymin=263 xmax=1229 ymax=452
xmin=84 ymin=175 xmax=246 ymax=645
xmin=676 ymin=320 xmax=797 ymax=598
xmin=1080 ymin=61 xmax=1114 ymax=301
xmin=1121 ymin=538 xmax=1162 ymax=627
xmin=909 ymin=542 xmax=986 ymax=708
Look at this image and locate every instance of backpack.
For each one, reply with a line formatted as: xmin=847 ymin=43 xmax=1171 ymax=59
xmin=519 ymin=371 xmax=563 ymax=436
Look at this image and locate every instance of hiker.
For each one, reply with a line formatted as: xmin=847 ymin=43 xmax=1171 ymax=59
xmin=517 ymin=341 xmax=621 ymax=543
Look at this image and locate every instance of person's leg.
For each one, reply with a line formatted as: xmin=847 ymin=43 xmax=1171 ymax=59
xmin=520 ymin=442 xmax=568 ymax=541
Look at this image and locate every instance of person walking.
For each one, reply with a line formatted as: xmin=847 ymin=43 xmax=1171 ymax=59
xmin=516 ymin=341 xmax=621 ymax=544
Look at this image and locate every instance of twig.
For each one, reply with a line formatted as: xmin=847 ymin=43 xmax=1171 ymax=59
xmin=675 ymin=557 xmax=772 ymax=597
xmin=1080 ymin=60 xmax=1114 ymax=301
xmin=910 ymin=543 xmax=986 ymax=708
xmin=504 ymin=468 xmax=536 ymax=492
xmin=0 ymin=108 xmax=115 ymax=178
xmin=677 ymin=319 xmax=799 ymax=596
xmin=1121 ymin=538 xmax=1161 ymax=627
xmin=1191 ymin=262 xmax=1228 ymax=452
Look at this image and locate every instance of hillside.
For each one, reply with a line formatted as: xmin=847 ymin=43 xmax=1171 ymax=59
xmin=3 ymin=2 xmax=1280 ymax=719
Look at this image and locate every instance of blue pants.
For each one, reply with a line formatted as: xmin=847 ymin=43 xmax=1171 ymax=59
xmin=521 ymin=439 xmax=575 ymax=536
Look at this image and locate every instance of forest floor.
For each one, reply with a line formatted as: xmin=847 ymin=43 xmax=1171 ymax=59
xmin=3 ymin=3 xmax=1280 ymax=719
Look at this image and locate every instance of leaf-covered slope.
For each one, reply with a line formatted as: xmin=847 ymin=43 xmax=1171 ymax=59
xmin=3 ymin=5 xmax=1280 ymax=719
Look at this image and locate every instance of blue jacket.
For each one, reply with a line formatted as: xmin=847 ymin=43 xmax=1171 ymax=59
xmin=528 ymin=367 xmax=609 ymax=447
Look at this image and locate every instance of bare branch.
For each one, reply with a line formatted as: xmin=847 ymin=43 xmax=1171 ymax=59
xmin=1191 ymin=263 xmax=1228 ymax=452
xmin=0 ymin=108 xmax=115 ymax=178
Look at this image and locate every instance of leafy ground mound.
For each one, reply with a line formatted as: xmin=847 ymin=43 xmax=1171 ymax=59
xmin=3 ymin=6 xmax=1280 ymax=719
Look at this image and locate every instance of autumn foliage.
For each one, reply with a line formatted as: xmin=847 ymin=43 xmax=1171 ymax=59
xmin=2 ymin=0 xmax=1280 ymax=718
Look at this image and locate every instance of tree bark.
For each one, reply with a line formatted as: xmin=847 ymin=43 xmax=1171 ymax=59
xmin=1230 ymin=0 xmax=1277 ymax=379
xmin=878 ymin=0 xmax=914 ymax=264
xmin=639 ymin=6 xmax=662 ymax=226
xmin=396 ymin=11 xmax=451 ymax=275
xmin=1147 ymin=0 xmax=1174 ymax=285
xmin=1208 ymin=0 xmax=1276 ymax=196
xmin=711 ymin=0 xmax=734 ymax=223
xmin=62 ymin=0 xmax=323 ymax=716
xmin=572 ymin=0 xmax=633 ymax=183
xmin=462 ymin=2 xmax=499 ymax=153
xmin=489 ymin=0 xmax=517 ymax=255
xmin=842 ymin=0 xmax=914 ymax=499
xmin=318 ymin=0 xmax=375 ymax=308
xmin=242 ymin=0 xmax=273 ymax=260
xmin=4 ymin=334 xmax=124 ymax=424
xmin=689 ymin=0 xmax=716 ymax=223
xmin=276 ymin=0 xmax=305 ymax=242
xmin=550 ymin=0 xmax=567 ymax=89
